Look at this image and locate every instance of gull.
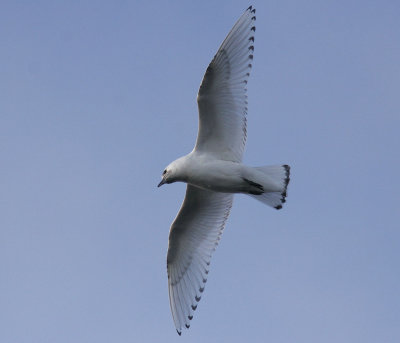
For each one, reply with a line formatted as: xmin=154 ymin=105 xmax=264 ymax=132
xmin=158 ymin=6 xmax=290 ymax=335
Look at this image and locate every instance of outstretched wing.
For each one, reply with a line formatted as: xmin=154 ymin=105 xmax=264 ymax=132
xmin=195 ymin=6 xmax=256 ymax=162
xmin=167 ymin=185 xmax=233 ymax=335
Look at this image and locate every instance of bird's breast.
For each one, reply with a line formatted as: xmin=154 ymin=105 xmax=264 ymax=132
xmin=186 ymin=159 xmax=246 ymax=193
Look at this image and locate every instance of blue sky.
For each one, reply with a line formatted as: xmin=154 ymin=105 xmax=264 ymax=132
xmin=1 ymin=1 xmax=399 ymax=342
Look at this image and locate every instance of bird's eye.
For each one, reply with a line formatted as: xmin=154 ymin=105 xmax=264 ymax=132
xmin=163 ymin=169 xmax=167 ymax=175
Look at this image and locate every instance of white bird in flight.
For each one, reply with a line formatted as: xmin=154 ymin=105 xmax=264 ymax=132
xmin=158 ymin=6 xmax=290 ymax=335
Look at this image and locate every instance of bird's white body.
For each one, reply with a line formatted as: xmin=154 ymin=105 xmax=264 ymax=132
xmin=158 ymin=6 xmax=291 ymax=335
xmin=167 ymin=152 xmax=283 ymax=195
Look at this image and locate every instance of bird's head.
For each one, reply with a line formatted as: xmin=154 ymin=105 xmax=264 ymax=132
xmin=158 ymin=166 xmax=173 ymax=187
xmin=159 ymin=159 xmax=181 ymax=187
xmin=158 ymin=158 xmax=187 ymax=187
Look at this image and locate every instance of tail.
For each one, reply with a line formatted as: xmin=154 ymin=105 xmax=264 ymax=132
xmin=247 ymin=164 xmax=290 ymax=210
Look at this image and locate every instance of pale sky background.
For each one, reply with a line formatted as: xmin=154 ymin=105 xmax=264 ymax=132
xmin=1 ymin=1 xmax=400 ymax=342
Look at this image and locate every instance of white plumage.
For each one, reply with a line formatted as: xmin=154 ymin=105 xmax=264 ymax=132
xmin=158 ymin=6 xmax=290 ymax=335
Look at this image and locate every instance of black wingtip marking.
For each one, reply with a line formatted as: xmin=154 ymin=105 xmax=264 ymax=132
xmin=249 ymin=45 xmax=254 ymax=51
xmin=191 ymin=304 xmax=197 ymax=311
xmin=275 ymin=204 xmax=283 ymax=210
xmin=251 ymin=26 xmax=256 ymax=32
xmin=177 ymin=330 xmax=181 ymax=336
xmin=185 ymin=324 xmax=190 ymax=329
xmin=251 ymin=8 xmax=256 ymax=14
xmin=199 ymin=286 xmax=205 ymax=293
xmin=251 ymin=16 xmax=256 ymax=20
xmin=195 ymin=295 xmax=201 ymax=302
xmin=247 ymin=5 xmax=252 ymax=11
xmin=249 ymin=54 xmax=254 ymax=60
xmin=249 ymin=36 xmax=255 ymax=42
xmin=248 ymin=63 xmax=252 ymax=68
xmin=188 ymin=315 xmax=193 ymax=320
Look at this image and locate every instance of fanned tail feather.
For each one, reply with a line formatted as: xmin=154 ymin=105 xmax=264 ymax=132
xmin=249 ymin=165 xmax=290 ymax=209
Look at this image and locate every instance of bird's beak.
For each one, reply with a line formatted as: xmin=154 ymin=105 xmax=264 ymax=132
xmin=158 ymin=179 xmax=166 ymax=187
